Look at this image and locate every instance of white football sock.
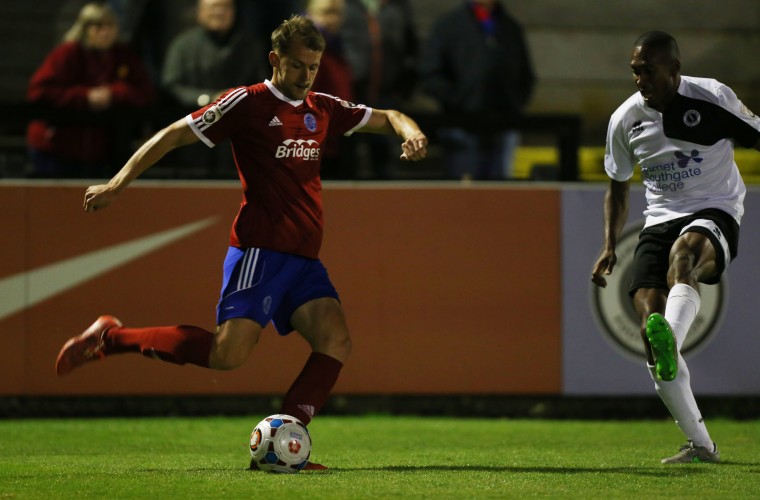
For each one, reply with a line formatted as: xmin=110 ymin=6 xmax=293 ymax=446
xmin=664 ymin=283 xmax=701 ymax=350
xmin=649 ymin=359 xmax=712 ymax=449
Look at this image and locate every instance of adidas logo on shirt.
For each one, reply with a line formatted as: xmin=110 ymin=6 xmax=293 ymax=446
xmin=269 ymin=116 xmax=283 ymax=127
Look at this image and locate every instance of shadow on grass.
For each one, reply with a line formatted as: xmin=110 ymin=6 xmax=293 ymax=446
xmin=319 ymin=464 xmax=730 ymax=476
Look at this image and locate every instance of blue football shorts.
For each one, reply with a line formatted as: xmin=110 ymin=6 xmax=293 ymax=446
xmin=216 ymin=247 xmax=340 ymax=335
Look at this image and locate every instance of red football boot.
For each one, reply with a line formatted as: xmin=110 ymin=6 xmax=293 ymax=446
xmin=302 ymin=461 xmax=328 ymax=471
xmin=55 ymin=315 xmax=123 ymax=376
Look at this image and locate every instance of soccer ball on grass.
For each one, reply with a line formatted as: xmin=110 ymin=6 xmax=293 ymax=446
xmin=249 ymin=414 xmax=311 ymax=473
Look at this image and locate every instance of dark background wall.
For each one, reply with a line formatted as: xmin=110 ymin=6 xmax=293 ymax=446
xmin=4 ymin=0 xmax=759 ymax=144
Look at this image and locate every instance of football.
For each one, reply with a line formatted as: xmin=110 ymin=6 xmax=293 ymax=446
xmin=249 ymin=414 xmax=311 ymax=473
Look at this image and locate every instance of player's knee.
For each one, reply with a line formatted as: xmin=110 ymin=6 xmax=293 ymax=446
xmin=211 ymin=348 xmax=250 ymax=370
xmin=318 ymin=330 xmax=352 ymax=362
xmin=209 ymin=342 xmax=251 ymax=369
xmin=209 ymin=324 xmax=260 ymax=370
xmin=336 ymin=332 xmax=352 ymax=359
xmin=670 ymin=246 xmax=694 ymax=266
xmin=668 ymin=242 xmax=698 ymax=280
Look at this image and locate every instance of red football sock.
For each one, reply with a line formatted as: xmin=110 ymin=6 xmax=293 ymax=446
xmin=104 ymin=325 xmax=214 ymax=367
xmin=280 ymin=352 xmax=343 ymax=425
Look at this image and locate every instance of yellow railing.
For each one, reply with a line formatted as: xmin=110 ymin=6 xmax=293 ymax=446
xmin=513 ymin=146 xmax=760 ymax=183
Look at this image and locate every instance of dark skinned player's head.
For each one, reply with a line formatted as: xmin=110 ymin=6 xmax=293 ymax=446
xmin=630 ymin=31 xmax=681 ymax=111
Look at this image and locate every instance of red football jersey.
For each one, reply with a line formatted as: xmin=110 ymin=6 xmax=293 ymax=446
xmin=186 ymin=80 xmax=371 ymax=258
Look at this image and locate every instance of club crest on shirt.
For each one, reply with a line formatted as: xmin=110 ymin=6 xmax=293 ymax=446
xmin=304 ymin=113 xmax=317 ymax=132
xmin=202 ymin=105 xmax=221 ymax=125
xmin=683 ymin=109 xmax=701 ymax=127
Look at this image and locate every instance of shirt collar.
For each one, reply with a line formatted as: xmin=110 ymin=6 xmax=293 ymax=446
xmin=265 ymin=79 xmax=314 ymax=108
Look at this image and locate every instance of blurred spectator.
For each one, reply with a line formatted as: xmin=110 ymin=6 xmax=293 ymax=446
xmin=420 ymin=0 xmax=535 ymax=180
xmin=341 ymin=0 xmax=418 ymax=178
xmin=162 ymin=0 xmax=266 ymax=108
xmin=160 ymin=0 xmax=268 ymax=176
xmin=306 ymin=0 xmax=358 ymax=179
xmin=26 ymin=2 xmax=155 ymax=178
xmin=108 ymin=0 xmax=203 ymax=86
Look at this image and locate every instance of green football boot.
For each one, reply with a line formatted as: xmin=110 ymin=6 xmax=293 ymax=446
xmin=645 ymin=312 xmax=678 ymax=382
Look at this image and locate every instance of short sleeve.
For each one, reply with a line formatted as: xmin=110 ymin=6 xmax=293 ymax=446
xmin=186 ymin=86 xmax=249 ymax=147
xmin=604 ymin=114 xmax=635 ymax=181
xmin=317 ymin=94 xmax=372 ymax=137
xmin=716 ymin=84 xmax=760 ymax=148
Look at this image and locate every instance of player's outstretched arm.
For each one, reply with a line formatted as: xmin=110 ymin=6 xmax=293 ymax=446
xmin=361 ymin=108 xmax=428 ymax=161
xmin=83 ymin=119 xmax=199 ymax=212
xmin=591 ymin=179 xmax=630 ymax=288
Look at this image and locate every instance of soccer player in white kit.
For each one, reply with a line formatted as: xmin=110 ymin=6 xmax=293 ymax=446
xmin=591 ymin=31 xmax=760 ymax=463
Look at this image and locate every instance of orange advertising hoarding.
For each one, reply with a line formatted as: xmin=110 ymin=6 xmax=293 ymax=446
xmin=0 ymin=182 xmax=561 ymax=395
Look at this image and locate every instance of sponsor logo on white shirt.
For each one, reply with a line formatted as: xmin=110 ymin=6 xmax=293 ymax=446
xmin=641 ymin=150 xmax=703 ymax=192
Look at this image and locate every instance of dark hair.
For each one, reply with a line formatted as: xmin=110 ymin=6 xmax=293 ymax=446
xmin=634 ymin=31 xmax=680 ymax=60
xmin=271 ymin=15 xmax=325 ymax=55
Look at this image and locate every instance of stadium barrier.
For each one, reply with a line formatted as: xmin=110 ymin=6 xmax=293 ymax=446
xmin=0 ymin=181 xmax=562 ymax=397
xmin=3 ymin=182 xmax=760 ymax=417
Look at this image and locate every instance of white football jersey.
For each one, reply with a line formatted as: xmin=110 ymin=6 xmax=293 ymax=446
xmin=605 ymin=76 xmax=760 ymax=227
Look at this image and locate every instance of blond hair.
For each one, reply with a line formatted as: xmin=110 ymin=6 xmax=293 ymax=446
xmin=63 ymin=2 xmax=118 ymax=44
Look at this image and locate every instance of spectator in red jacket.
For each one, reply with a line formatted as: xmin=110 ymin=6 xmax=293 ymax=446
xmin=26 ymin=2 xmax=155 ymax=178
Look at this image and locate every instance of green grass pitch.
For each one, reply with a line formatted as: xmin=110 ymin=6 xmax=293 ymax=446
xmin=1 ymin=416 xmax=759 ymax=498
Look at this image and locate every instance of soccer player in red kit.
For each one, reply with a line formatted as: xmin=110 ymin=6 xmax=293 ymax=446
xmin=55 ymin=15 xmax=428 ymax=469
